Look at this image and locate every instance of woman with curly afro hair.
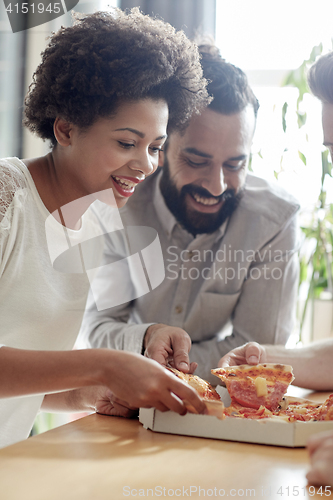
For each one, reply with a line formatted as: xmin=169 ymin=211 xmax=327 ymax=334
xmin=0 ymin=8 xmax=209 ymax=448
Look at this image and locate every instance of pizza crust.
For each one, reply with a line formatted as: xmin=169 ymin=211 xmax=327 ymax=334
xmin=212 ymin=363 xmax=294 ymax=381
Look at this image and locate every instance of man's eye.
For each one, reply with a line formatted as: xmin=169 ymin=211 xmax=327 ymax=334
xmin=186 ymin=158 xmax=208 ymax=168
xmin=224 ymin=163 xmax=244 ymax=171
xmin=118 ymin=142 xmax=134 ymax=149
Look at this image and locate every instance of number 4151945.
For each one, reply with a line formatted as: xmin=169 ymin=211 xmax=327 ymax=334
xmin=5 ymin=3 xmax=61 ymax=14
xmin=276 ymin=485 xmax=332 ymax=496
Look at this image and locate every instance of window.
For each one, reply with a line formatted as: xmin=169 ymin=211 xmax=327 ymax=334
xmin=216 ymin=0 xmax=333 ymax=208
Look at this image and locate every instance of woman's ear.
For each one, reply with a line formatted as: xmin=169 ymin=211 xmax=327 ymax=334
xmin=53 ymin=117 xmax=73 ymax=146
xmin=158 ymin=149 xmax=165 ymax=167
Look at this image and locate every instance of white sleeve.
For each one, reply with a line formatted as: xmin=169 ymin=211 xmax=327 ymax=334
xmin=0 ymin=161 xmax=26 ymax=275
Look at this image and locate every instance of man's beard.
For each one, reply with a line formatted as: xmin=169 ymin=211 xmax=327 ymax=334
xmin=160 ymin=161 xmax=243 ymax=237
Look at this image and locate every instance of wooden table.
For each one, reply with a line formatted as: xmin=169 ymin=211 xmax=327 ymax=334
xmin=0 ymin=391 xmax=332 ymax=500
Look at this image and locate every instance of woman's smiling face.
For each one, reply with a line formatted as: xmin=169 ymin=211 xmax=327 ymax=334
xmin=62 ymin=98 xmax=168 ymax=208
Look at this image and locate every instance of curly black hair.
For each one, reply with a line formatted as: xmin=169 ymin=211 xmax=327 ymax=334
xmin=24 ymin=8 xmax=210 ymax=146
xmin=198 ymin=44 xmax=259 ymax=117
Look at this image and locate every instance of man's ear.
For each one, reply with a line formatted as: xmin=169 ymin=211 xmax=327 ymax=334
xmin=158 ymin=149 xmax=165 ymax=167
xmin=53 ymin=117 xmax=74 ymax=147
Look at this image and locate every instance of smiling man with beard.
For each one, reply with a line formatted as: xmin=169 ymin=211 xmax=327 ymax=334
xmin=159 ymin=107 xmax=251 ymax=236
xmin=159 ymin=144 xmax=242 ymax=236
xmin=79 ymin=44 xmax=300 ymax=392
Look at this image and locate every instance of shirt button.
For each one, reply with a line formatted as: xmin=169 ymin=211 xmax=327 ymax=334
xmin=175 ymin=305 xmax=183 ymax=314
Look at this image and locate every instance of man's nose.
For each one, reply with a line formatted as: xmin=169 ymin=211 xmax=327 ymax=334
xmin=201 ymin=166 xmax=226 ymax=197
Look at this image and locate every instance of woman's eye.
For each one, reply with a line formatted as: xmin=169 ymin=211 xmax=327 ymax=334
xmin=149 ymin=146 xmax=164 ymax=154
xmin=118 ymin=141 xmax=134 ymax=149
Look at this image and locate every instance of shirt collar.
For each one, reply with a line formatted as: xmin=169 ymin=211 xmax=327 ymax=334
xmin=153 ymin=171 xmax=178 ymax=238
xmin=153 ymin=170 xmax=229 ymax=243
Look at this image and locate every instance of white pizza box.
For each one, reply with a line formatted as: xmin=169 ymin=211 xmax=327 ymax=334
xmin=139 ymin=407 xmax=333 ymax=447
xmin=139 ymin=386 xmax=333 ymax=448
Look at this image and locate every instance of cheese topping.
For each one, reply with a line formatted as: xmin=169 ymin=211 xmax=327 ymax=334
xmin=254 ymin=377 xmax=268 ymax=397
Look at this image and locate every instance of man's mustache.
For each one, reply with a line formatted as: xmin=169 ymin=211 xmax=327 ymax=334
xmin=181 ymin=184 xmax=236 ymax=202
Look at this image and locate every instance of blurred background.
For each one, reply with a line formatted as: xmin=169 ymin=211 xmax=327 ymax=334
xmin=1 ymin=0 xmax=332 ymax=203
xmin=1 ymin=0 xmax=333 ymax=430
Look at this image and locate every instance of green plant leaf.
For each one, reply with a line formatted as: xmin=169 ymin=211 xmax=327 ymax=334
xmin=301 ymin=226 xmax=317 ymax=238
xmin=322 ymin=150 xmax=332 ymax=181
xmin=299 ymin=257 xmax=308 ymax=284
xmin=297 ymin=111 xmax=307 ymax=128
xmin=298 ymin=151 xmax=307 ymax=165
xmin=307 ymin=43 xmax=323 ymax=64
xmin=282 ymin=102 xmax=288 ymax=132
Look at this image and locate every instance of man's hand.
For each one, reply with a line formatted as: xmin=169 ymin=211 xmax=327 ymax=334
xmin=306 ymin=431 xmax=333 ymax=486
xmin=94 ymin=388 xmax=138 ymax=418
xmin=218 ymin=342 xmax=267 ymax=368
xmin=143 ymin=323 xmax=197 ymax=373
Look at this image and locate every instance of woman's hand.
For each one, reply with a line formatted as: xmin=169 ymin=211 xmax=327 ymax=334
xmin=101 ymin=351 xmax=206 ymax=416
xmin=3 ymin=347 xmax=205 ymax=417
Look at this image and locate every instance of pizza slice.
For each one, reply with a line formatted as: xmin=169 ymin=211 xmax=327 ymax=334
xmin=168 ymin=367 xmax=224 ymax=419
xmin=211 ymin=363 xmax=295 ymax=411
xmin=315 ymin=394 xmax=333 ymax=421
xmin=223 ymin=400 xmax=275 ymax=419
xmin=168 ymin=367 xmax=221 ymax=401
xmin=278 ymin=398 xmax=322 ymax=422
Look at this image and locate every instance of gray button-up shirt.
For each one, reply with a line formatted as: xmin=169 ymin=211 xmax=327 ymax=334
xmin=79 ymin=171 xmax=300 ymax=383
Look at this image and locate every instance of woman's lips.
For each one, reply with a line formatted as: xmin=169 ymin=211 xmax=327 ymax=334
xmin=111 ymin=175 xmax=144 ymax=197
